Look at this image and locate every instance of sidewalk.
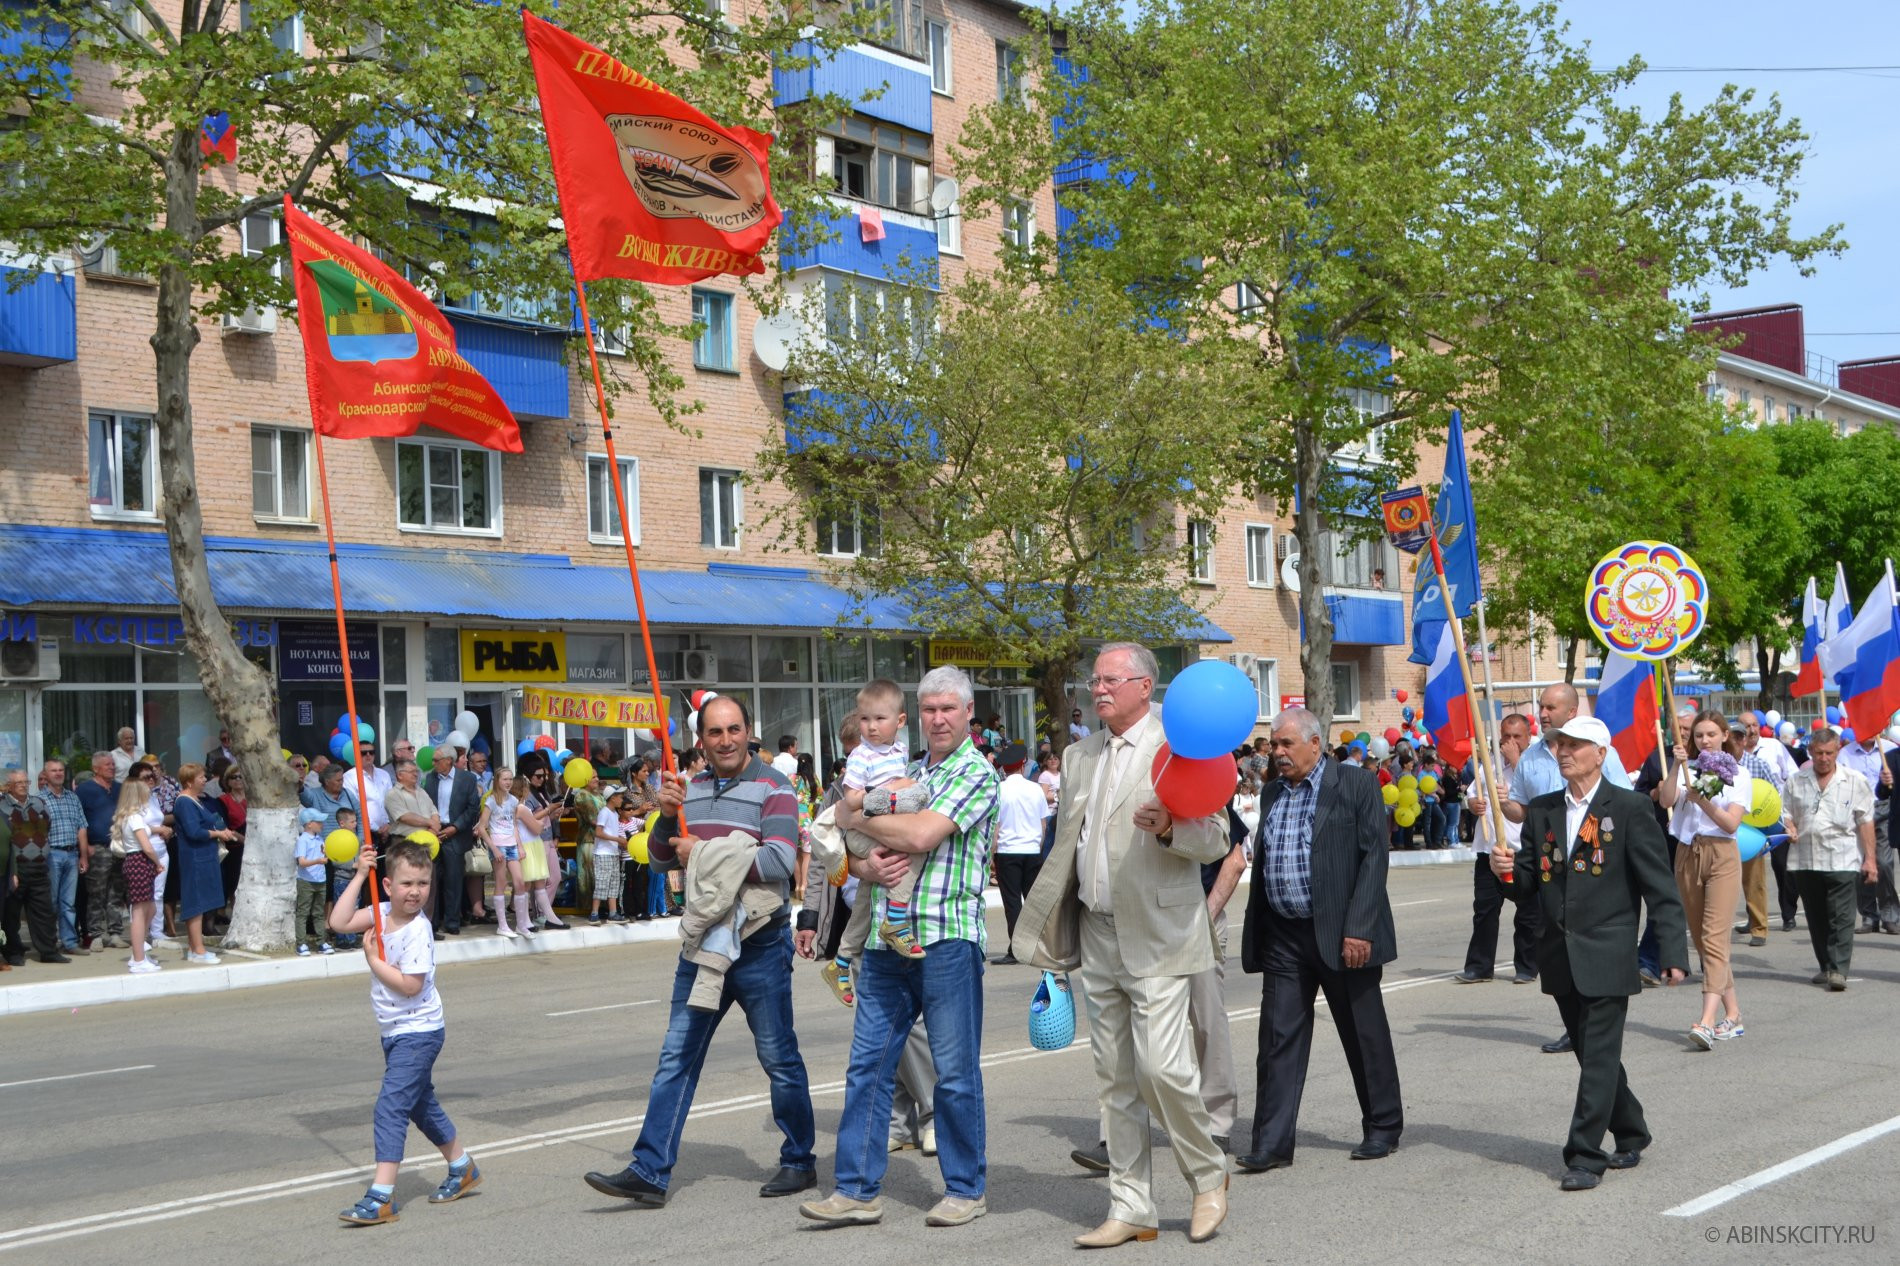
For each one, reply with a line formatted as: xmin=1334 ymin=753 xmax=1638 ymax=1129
xmin=4 ymin=854 xmax=1469 ymax=1018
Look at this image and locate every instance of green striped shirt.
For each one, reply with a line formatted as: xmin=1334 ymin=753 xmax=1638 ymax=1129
xmin=876 ymin=737 xmax=999 ymax=951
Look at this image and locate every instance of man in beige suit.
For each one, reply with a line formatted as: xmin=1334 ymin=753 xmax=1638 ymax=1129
xmin=1013 ymin=643 xmax=1232 ymax=1248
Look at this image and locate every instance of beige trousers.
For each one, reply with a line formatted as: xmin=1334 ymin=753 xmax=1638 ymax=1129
xmin=1677 ymin=835 xmax=1742 ymax=993
xmin=1079 ymin=909 xmax=1226 ymax=1228
xmin=1741 ymin=854 xmax=1770 ymax=937
xmin=1185 ymin=911 xmax=1237 ymax=1138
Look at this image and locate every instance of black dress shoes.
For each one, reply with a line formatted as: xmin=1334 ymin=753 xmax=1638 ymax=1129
xmin=583 ymin=1165 xmax=667 ymax=1206
xmin=1235 ymin=1152 xmax=1293 ymax=1173
xmin=1349 ymin=1139 xmax=1396 ymax=1161
xmin=38 ymin=953 xmax=72 ymax=963
xmin=1541 ymin=1033 xmax=1574 ymax=1054
xmin=1559 ymin=1168 xmax=1601 ymax=1191
xmin=1606 ymin=1150 xmax=1643 ymax=1170
xmin=1452 ymin=970 xmax=1491 ymax=983
xmin=759 ymin=1166 xmax=817 ymax=1198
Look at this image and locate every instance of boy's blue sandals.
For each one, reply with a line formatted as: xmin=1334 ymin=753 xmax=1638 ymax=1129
xmin=338 ymin=1190 xmax=398 ymax=1226
xmin=430 ymin=1159 xmax=482 ymax=1203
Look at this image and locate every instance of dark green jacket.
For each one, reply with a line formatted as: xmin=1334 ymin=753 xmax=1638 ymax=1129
xmin=1507 ymin=779 xmax=1687 ymax=997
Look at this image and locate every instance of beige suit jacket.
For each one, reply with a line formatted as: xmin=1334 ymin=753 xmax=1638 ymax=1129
xmin=1010 ymin=719 xmax=1230 ymax=977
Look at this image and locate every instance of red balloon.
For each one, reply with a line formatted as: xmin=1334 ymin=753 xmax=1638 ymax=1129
xmin=1760 ymin=725 xmax=1773 ymax=738
xmin=533 ymin=734 xmax=557 ymax=750
xmin=1394 ymin=689 xmax=1408 ymax=704
xmin=1383 ymin=727 xmax=1402 ymax=744
xmin=1149 ymin=743 xmax=1237 ymax=820
xmin=1812 ymin=718 xmax=1827 ymax=730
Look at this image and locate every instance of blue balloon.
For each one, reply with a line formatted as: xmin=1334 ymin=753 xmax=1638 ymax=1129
xmin=1159 ymin=660 xmax=1257 ymax=759
xmin=516 ymin=738 xmax=536 ymax=757
xmin=1737 ymin=824 xmax=1769 ymax=863
xmin=1841 ymin=727 xmax=1857 ymax=744
xmin=1826 ymin=705 xmax=1843 ymax=724
xmin=1401 ymin=706 xmax=1415 ymax=723
xmin=328 ymin=732 xmax=353 ymax=762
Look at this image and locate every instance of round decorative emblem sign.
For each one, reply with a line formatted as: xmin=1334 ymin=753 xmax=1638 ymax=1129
xmin=1585 ymin=540 xmax=1707 ymax=661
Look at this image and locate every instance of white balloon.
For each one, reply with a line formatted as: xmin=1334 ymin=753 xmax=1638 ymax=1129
xmin=1764 ymin=709 xmax=1782 ymax=727
xmin=1368 ymin=736 xmax=1391 ymax=759
xmin=1887 ymin=726 xmax=1900 ymax=746
xmin=455 ymin=710 xmax=479 ymax=737
xmin=440 ymin=733 xmax=465 ymax=753
xmin=1777 ymin=721 xmax=1798 ymax=743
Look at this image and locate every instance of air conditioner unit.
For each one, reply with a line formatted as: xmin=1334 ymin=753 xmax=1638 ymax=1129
xmin=0 ymin=637 xmax=60 ymax=683
xmin=1228 ymin=652 xmax=1259 ymax=676
xmin=1275 ymin=532 xmax=1297 ymax=563
xmin=679 ymin=649 xmax=717 ymax=682
xmin=222 ymin=305 xmax=278 ymax=335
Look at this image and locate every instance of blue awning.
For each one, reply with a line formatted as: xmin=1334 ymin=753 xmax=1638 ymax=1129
xmin=0 ymin=525 xmax=1230 ymax=643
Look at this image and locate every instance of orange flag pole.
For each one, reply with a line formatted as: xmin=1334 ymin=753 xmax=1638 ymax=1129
xmin=311 ymin=426 xmax=385 ymax=956
xmin=571 ymin=280 xmax=684 ymax=828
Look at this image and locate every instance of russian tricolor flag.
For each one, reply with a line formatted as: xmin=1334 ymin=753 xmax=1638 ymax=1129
xmin=1819 ymin=564 xmax=1900 ymax=740
xmin=1824 ymin=562 xmax=1854 ymax=689
xmin=1593 ymin=652 xmax=1660 ymax=774
xmin=1422 ymin=621 xmax=1472 ymax=765
xmin=1791 ymin=576 xmax=1824 ymax=698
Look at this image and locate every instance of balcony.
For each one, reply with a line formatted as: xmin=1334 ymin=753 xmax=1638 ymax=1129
xmin=0 ymin=265 xmax=77 ymax=368
xmin=447 ymin=315 xmax=569 ymax=420
xmin=0 ymin=1 xmax=72 ymax=97
xmin=774 ymin=39 xmax=933 ymax=134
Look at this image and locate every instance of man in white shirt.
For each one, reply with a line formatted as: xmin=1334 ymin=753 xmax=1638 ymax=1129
xmin=1069 ymin=708 xmax=1090 ymax=743
xmin=109 ymin=727 xmax=144 ymax=780
xmin=1834 ymin=730 xmax=1897 ymax=934
xmin=772 ymin=736 xmax=799 ymax=780
xmin=1457 ymin=714 xmax=1537 ymax=984
xmin=354 ymin=740 xmax=393 ymax=839
xmin=989 ymin=743 xmax=1051 ymax=965
xmin=1782 ymin=727 xmax=1879 ymax=989
xmin=1504 ymin=685 xmax=1630 ymax=825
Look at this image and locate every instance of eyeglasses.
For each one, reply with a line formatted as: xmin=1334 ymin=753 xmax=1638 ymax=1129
xmin=1086 ymin=674 xmax=1151 ymax=691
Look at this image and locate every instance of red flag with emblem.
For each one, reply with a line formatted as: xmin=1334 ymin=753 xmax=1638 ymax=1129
xmin=523 ymin=10 xmax=780 ymax=285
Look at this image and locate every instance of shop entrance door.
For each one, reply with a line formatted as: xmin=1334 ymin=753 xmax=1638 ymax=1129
xmin=463 ymin=691 xmax=508 ymax=765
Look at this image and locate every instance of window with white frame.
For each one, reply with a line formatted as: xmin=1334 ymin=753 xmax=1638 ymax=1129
xmin=995 ymin=39 xmax=1022 ymax=101
xmin=935 ymin=196 xmax=962 ymax=255
xmin=817 ymin=505 xmax=880 ymax=558
xmin=239 ymin=1 xmax=303 ymax=61
xmin=1234 ymin=281 xmax=1267 ymax=317
xmin=826 ymin=115 xmax=933 ymax=213
xmin=1251 ymin=657 xmax=1279 ymax=721
xmin=1336 ymin=386 xmax=1390 ymax=461
xmin=395 ymin=439 xmax=500 ymax=534
xmin=1331 ymin=662 xmax=1361 ymax=720
xmin=1003 ymin=200 xmax=1034 ymax=249
xmin=1317 ymin=521 xmax=1397 ymax=591
xmin=700 ymin=468 xmax=742 ymax=548
xmin=852 ymin=0 xmax=926 ymax=59
xmin=88 ymin=411 xmax=157 ymax=519
xmin=1244 ymin=523 xmax=1274 ymax=587
xmin=821 ymin=273 xmax=932 ymax=358
xmin=926 ymin=19 xmax=952 ymax=93
xmin=240 ymin=211 xmax=282 ymax=279
xmin=1187 ymin=519 xmax=1215 ymax=583
xmin=1761 ymin=395 xmax=1774 ymax=426
xmin=586 ymin=454 xmax=641 ymax=544
xmin=691 ymin=289 xmax=735 ymax=371
xmin=251 ymin=425 xmax=310 ymax=521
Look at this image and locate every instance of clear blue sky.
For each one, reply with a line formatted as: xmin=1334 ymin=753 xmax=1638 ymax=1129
xmin=1555 ymin=0 xmax=1900 ymax=366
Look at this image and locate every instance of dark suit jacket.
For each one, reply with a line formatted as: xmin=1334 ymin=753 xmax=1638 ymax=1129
xmin=423 ymin=769 xmax=482 ymax=844
xmin=1241 ymin=759 xmax=1397 ymax=973
xmin=1506 ymin=780 xmax=1686 ymax=997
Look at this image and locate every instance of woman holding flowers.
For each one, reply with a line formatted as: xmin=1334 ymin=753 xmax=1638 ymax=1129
xmin=1657 ymin=709 xmax=1751 ymax=1049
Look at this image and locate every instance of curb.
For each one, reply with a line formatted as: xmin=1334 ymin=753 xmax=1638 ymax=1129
xmin=1388 ymin=848 xmax=1473 ymax=868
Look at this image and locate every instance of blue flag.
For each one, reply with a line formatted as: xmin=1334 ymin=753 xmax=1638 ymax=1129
xmin=1409 ymin=410 xmax=1482 ymax=665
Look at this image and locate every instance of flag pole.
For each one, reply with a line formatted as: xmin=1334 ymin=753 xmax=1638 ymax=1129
xmin=1472 ymin=599 xmax=1506 ymax=794
xmin=311 ymin=426 xmax=385 ymax=958
xmin=570 ymin=278 xmax=682 ymax=823
xmin=1429 ymin=527 xmax=1510 ymax=877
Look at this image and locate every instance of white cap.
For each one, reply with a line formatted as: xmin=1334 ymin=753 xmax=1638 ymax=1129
xmin=1552 ymin=716 xmax=1612 ymax=749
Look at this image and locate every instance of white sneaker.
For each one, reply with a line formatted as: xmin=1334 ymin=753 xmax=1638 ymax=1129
xmin=187 ymin=951 xmax=221 ymax=965
xmin=497 ymin=926 xmax=520 ymax=939
xmin=297 ymin=944 xmax=311 ymax=957
xmin=127 ymin=958 xmax=162 ymax=975
xmin=320 ymin=943 xmax=335 ymax=955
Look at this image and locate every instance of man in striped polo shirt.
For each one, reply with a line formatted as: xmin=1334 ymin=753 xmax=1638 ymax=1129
xmin=801 ymin=664 xmax=1001 ymax=1231
xmin=583 ymin=695 xmax=817 ymax=1207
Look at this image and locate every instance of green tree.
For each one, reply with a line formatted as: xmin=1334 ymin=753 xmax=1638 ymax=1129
xmin=957 ymin=0 xmax=1841 ymax=719
xmin=755 ymin=271 xmax=1251 ymax=746
xmin=0 ymin=0 xmax=855 ymax=946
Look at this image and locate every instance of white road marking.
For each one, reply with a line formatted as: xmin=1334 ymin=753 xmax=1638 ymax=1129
xmin=1662 ymin=1114 xmax=1900 ymax=1217
xmin=0 ymin=955 xmax=1489 ymax=1251
xmin=1391 ymin=899 xmax=1442 ymax=908
xmin=546 ymin=999 xmax=660 ymax=1018
xmin=0 ymin=1065 xmax=156 ymax=1091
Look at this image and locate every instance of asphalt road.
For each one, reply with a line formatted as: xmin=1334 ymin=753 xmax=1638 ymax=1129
xmin=3 ymin=864 xmax=1896 ymax=1264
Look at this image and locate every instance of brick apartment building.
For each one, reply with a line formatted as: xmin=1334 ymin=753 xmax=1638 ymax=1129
xmin=0 ymin=0 xmax=1510 ymax=775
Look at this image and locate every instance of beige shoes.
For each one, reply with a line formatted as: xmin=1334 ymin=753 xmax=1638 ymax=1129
xmin=798 ymin=1192 xmax=883 ymax=1225
xmin=924 ymin=1195 xmax=986 ymax=1227
xmin=1188 ymin=1175 xmax=1229 ymax=1243
xmin=1075 ymin=1219 xmax=1159 ymax=1248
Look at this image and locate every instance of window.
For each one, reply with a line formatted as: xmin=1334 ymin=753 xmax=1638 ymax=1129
xmin=1337 ymin=386 xmax=1390 ymax=461
xmin=1318 ymin=522 xmax=1398 ymax=590
xmin=691 ymin=289 xmax=735 ymax=371
xmin=395 ymin=439 xmax=500 ymax=534
xmin=827 ymin=116 xmax=933 ymax=213
xmin=926 ymin=19 xmax=952 ymax=93
xmin=821 ymin=273 xmax=932 ymax=358
xmin=935 ymin=195 xmax=962 ymax=255
xmin=996 ymin=39 xmax=1022 ymax=102
xmin=1245 ymin=523 xmax=1274 ymax=588
xmin=240 ymin=211 xmax=282 ymax=280
xmin=586 ymin=454 xmax=641 ymax=544
xmin=1234 ymin=281 xmax=1267 ymax=317
xmin=818 ymin=506 xmax=881 ymax=558
xmin=1761 ymin=395 xmax=1774 ymax=426
xmin=1187 ymin=519 xmax=1214 ymax=583
xmin=1003 ymin=200 xmax=1034 ymax=250
xmin=88 ymin=411 xmax=156 ymax=519
xmin=700 ymin=468 xmax=742 ymax=548
xmin=1331 ymin=663 xmax=1361 ymax=720
xmin=852 ymin=0 xmax=925 ymax=59
xmin=239 ymin=1 xmax=303 ymax=65
xmin=1251 ymin=657 xmax=1279 ymax=721
xmin=251 ymin=425 xmax=310 ymax=521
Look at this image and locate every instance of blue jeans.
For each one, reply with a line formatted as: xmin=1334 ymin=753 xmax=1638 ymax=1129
xmin=630 ymin=923 xmax=814 ymax=1188
xmin=1637 ymin=836 xmax=1680 ymax=976
xmin=833 ymin=938 xmax=986 ymax=1201
xmin=47 ymin=848 xmax=80 ymax=948
xmin=375 ymin=1028 xmax=457 ymax=1163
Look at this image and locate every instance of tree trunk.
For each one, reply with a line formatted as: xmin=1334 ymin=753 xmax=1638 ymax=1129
xmin=151 ymin=138 xmax=299 ymax=950
xmin=1562 ymin=636 xmax=1579 ymax=685
xmin=1291 ymin=418 xmax=1335 ymax=724
xmin=1037 ymin=656 xmax=1079 ymax=755
xmin=1755 ymin=639 xmax=1780 ymax=710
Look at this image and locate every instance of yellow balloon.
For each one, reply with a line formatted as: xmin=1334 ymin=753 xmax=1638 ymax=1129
xmin=407 ymin=829 xmax=441 ymax=860
xmin=1381 ymin=784 xmax=1400 ymax=806
xmin=1743 ymin=781 xmax=1782 ymax=829
xmin=1395 ymin=807 xmax=1419 ymax=828
xmin=1419 ymin=775 xmax=1439 ymax=795
xmin=323 ymin=829 xmax=360 ymax=866
xmin=564 ymin=757 xmax=597 ymax=790
xmin=280 ymin=748 xmax=292 ymax=761
xmin=1398 ymin=775 xmax=1418 ymax=791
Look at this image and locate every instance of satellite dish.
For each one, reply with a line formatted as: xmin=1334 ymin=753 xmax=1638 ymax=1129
xmin=752 ymin=312 xmax=797 ymax=372
xmin=1280 ymin=553 xmax=1302 ymax=592
xmin=929 ymin=176 xmax=961 ymax=215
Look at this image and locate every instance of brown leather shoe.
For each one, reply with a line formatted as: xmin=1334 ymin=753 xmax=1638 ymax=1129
xmin=1075 ymin=1219 xmax=1159 ymax=1248
xmin=1188 ymin=1175 xmax=1229 ymax=1243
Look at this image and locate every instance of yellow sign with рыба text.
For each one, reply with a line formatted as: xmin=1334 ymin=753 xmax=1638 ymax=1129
xmin=460 ymin=629 xmax=567 ymax=682
xmin=520 ymin=685 xmax=664 ymax=728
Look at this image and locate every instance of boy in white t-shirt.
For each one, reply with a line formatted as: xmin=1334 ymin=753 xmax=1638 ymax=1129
xmin=590 ymin=789 xmax=631 ymax=925
xmin=822 ymin=679 xmax=932 ymax=1006
xmin=329 ymin=839 xmax=480 ymax=1225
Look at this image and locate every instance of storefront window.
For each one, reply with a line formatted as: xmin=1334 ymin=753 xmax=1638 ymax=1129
xmin=143 ymin=688 xmax=222 ymax=769
xmin=693 ymin=633 xmax=753 ymax=681
xmin=424 ymin=627 xmax=460 ymax=682
xmin=140 ymin=644 xmax=201 ymax=683
xmin=818 ymin=634 xmax=869 ymax=684
xmin=383 ymin=626 xmax=409 ymax=685
xmin=759 ymin=635 xmax=812 ymax=683
xmin=62 ymin=640 xmax=136 ymax=684
xmin=0 ymin=689 xmax=26 ymax=770
xmin=757 ymin=687 xmax=813 ymax=769
xmin=384 ymin=690 xmax=409 ymax=743
xmin=44 ymin=689 xmax=136 ymax=769
xmin=872 ymin=637 xmax=925 ymax=684
xmin=567 ymin=632 xmax=627 ymax=685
